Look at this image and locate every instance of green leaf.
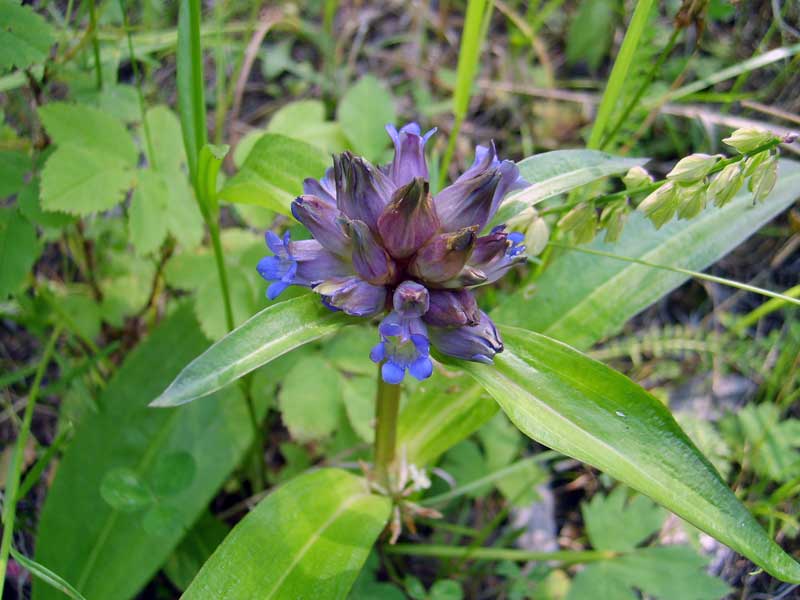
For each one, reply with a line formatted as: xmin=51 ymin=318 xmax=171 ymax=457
xmin=176 ymin=0 xmax=207 ymax=181
xmin=183 ymin=469 xmax=391 ymax=599
xmin=39 ymin=144 xmax=135 ymax=215
xmin=144 ymin=105 xmax=187 ymax=172
xmin=337 ymin=75 xmax=397 ymax=163
xmin=0 ymin=207 xmax=38 ymax=298
xmin=441 ymin=441 xmax=491 ymax=498
xmin=0 ymin=149 xmax=31 ymax=197
xmin=194 ymin=263 xmax=258 ymax=341
xmin=567 ymin=547 xmax=729 ymax=600
xmin=151 ymin=294 xmax=352 ymax=407
xmin=566 ymin=0 xmax=616 ymax=70
xmin=460 ymin=326 xmax=800 ymax=583
xmin=430 ymin=580 xmax=464 ymax=600
xmin=163 ymin=171 xmax=204 ymax=250
xmin=494 ymin=159 xmax=800 ymax=347
xmin=164 ymin=512 xmax=229 ymax=591
xmin=38 ymin=103 xmax=138 ymax=166
xmin=582 ymin=487 xmax=664 ymax=552
xmin=267 ymin=99 xmax=348 ymax=154
xmin=99 ymin=468 xmax=153 ymax=513
xmin=220 ymin=133 xmax=329 ymax=215
xmin=33 ymin=304 xmax=268 ymax=600
xmin=279 ymin=356 xmax=343 ymax=441
xmin=341 ymin=374 xmax=376 ymax=443
xmin=128 ymin=169 xmax=169 ymax=255
xmin=9 ymin=548 xmax=87 ymax=600
xmin=0 ymin=0 xmax=55 ymax=73
xmin=17 ymin=181 xmax=75 ymax=228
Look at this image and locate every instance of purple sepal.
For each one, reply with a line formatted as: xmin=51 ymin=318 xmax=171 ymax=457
xmin=385 ymin=123 xmax=437 ymax=187
xmin=302 ymin=167 xmax=337 ymax=205
xmin=410 ymin=227 xmax=477 ymax=284
xmin=291 ymin=194 xmax=351 ymax=257
xmin=423 ymin=289 xmax=480 ymax=327
xmin=334 ymin=152 xmax=396 ymax=232
xmin=314 ymin=276 xmax=387 ymax=317
xmin=467 ymin=226 xmax=527 ymax=286
xmin=428 ymin=310 xmax=503 ymax=364
xmin=377 ymin=178 xmax=440 ymax=259
xmin=345 ymin=219 xmax=396 ymax=285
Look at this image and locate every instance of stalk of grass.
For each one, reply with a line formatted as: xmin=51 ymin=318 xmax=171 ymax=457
xmin=9 ymin=547 xmax=87 ymax=600
xmin=587 ymin=0 xmax=656 ymax=150
xmin=386 ymin=544 xmax=616 ymax=564
xmin=438 ymin=0 xmax=494 ymax=188
xmin=0 ymin=325 xmax=62 ymax=598
xmin=87 ymin=0 xmax=103 ymax=90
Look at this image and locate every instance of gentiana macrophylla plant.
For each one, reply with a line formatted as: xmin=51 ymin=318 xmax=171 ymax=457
xmin=257 ymin=123 xmax=528 ymax=384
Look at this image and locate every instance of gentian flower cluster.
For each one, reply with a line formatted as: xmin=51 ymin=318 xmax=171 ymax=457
xmin=258 ymin=124 xmax=528 ymax=384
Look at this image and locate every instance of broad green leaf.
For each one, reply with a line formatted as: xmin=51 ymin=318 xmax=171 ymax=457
xmin=17 ymin=181 xmax=75 ymax=228
xmin=34 ymin=304 xmax=269 ymax=600
xmin=461 ymin=326 xmax=800 ymax=583
xmin=279 ymin=356 xmax=343 ymax=441
xmin=38 ymin=103 xmax=138 ymax=166
xmin=494 ymin=159 xmax=800 ymax=346
xmin=0 ymin=207 xmax=38 ymax=298
xmin=341 ymin=374 xmax=376 ymax=443
xmin=441 ymin=441 xmax=491 ymax=498
xmin=40 ymin=144 xmax=134 ymax=215
xmin=194 ymin=263 xmax=258 ymax=341
xmin=0 ymin=0 xmax=54 ymax=72
xmin=164 ymin=512 xmax=229 ymax=591
xmin=183 ymin=469 xmax=391 ymax=599
xmin=337 ymin=75 xmax=397 ymax=163
xmin=151 ymin=294 xmax=352 ymax=407
xmin=267 ymin=99 xmax=348 ymax=154
xmin=128 ymin=170 xmax=169 ymax=256
xmin=144 ymin=105 xmax=186 ymax=172
xmin=220 ymin=133 xmax=328 ymax=215
xmin=566 ymin=0 xmax=616 ymax=70
xmin=162 ymin=171 xmax=204 ymax=250
xmin=99 ymin=468 xmax=153 ymax=513
xmin=0 ymin=149 xmax=31 ymax=197
xmin=567 ymin=547 xmax=729 ymax=600
xmin=582 ymin=487 xmax=664 ymax=552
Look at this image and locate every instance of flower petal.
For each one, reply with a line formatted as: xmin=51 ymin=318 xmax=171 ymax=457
xmin=410 ymin=227 xmax=477 ymax=283
xmin=423 ymin=289 xmax=480 ymax=327
xmin=345 ymin=219 xmax=396 ymax=285
xmin=428 ymin=311 xmax=503 ymax=364
xmin=302 ymin=167 xmax=337 ymax=205
xmin=385 ymin=123 xmax=436 ymax=187
xmin=291 ymin=194 xmax=351 ymax=257
xmin=334 ymin=151 xmax=395 ymax=231
xmin=314 ymin=276 xmax=387 ymax=317
xmin=377 ymin=177 xmax=440 ymax=259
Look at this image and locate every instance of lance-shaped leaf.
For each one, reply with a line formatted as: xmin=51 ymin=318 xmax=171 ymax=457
xmin=151 ymin=294 xmax=351 ymax=407
xmin=459 ymin=326 xmax=800 ymax=584
xmin=182 ymin=469 xmax=391 ymax=599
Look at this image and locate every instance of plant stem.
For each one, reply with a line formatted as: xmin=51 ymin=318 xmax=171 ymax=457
xmin=87 ymin=0 xmax=103 ymax=90
xmin=374 ymin=367 xmax=401 ymax=485
xmin=207 ymin=221 xmax=235 ymax=332
xmin=0 ymin=325 xmax=62 ymax=598
xmin=385 ymin=544 xmax=616 ymax=564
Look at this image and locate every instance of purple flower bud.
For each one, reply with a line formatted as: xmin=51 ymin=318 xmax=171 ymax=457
xmin=257 ymin=232 xmax=351 ymax=300
xmin=302 ymin=166 xmax=337 ymax=205
xmin=334 ymin=152 xmax=395 ymax=231
xmin=467 ymin=227 xmax=526 ymax=286
xmin=428 ymin=311 xmax=503 ymax=364
xmin=423 ymin=289 xmax=480 ymax=327
xmin=385 ymin=123 xmax=437 ymax=187
xmin=291 ymin=194 xmax=351 ymax=257
xmin=410 ymin=227 xmax=477 ymax=284
xmin=377 ymin=177 xmax=440 ymax=259
xmin=314 ymin=276 xmax=387 ymax=317
xmin=393 ymin=281 xmax=429 ymax=317
xmin=345 ymin=219 xmax=396 ymax=285
xmin=467 ymin=145 xmax=529 ymax=193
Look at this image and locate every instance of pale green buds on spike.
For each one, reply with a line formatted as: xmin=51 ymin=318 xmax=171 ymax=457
xmin=558 ymin=202 xmax=597 ymax=244
xmin=749 ymin=153 xmax=778 ymax=203
xmin=708 ymin=163 xmax=744 ymax=208
xmin=524 ymin=215 xmax=550 ymax=256
xmin=722 ymin=128 xmax=779 ymax=154
xmin=666 ymin=153 xmax=720 ymax=183
xmin=743 ymin=150 xmax=769 ymax=178
xmin=637 ymin=182 xmax=678 ymax=229
xmin=600 ymin=200 xmax=629 ymax=242
xmin=677 ymin=181 xmax=707 ymax=220
xmin=623 ymin=165 xmax=653 ymax=190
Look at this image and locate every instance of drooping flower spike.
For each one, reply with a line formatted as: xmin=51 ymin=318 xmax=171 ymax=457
xmin=258 ymin=123 xmax=529 ymax=383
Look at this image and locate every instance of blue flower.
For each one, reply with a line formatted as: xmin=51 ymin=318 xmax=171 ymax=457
xmin=257 ymin=123 xmax=530 ymax=383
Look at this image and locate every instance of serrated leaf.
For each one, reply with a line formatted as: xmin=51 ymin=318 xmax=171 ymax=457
xmin=582 ymin=487 xmax=665 ymax=552
xmin=220 ymin=133 xmax=328 ymax=216
xmin=38 ymin=103 xmax=138 ymax=166
xmin=0 ymin=0 xmax=55 ymax=72
xmin=152 ymin=294 xmax=352 ymax=407
xmin=280 ymin=356 xmax=343 ymax=441
xmin=17 ymin=181 xmax=76 ymax=228
xmin=40 ymin=144 xmax=134 ymax=215
xmin=182 ymin=469 xmax=391 ymax=599
xmin=129 ymin=169 xmax=169 ymax=255
xmin=0 ymin=207 xmax=38 ymax=298
xmin=461 ymin=327 xmax=800 ymax=583
xmin=337 ymin=75 xmax=397 ymax=163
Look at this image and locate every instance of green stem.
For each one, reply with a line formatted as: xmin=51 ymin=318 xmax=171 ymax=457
xmin=0 ymin=325 xmax=62 ymax=598
xmin=374 ymin=367 xmax=401 ymax=485
xmin=207 ymin=221 xmax=234 ymax=332
xmin=87 ymin=0 xmax=103 ymax=90
xmin=385 ymin=544 xmax=616 ymax=564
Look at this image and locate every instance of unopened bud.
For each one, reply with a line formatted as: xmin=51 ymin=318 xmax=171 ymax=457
xmin=743 ymin=150 xmax=769 ymax=178
xmin=722 ymin=128 xmax=779 ymax=154
xmin=666 ymin=153 xmax=719 ymax=183
xmin=600 ymin=200 xmax=628 ymax=242
xmin=622 ymin=165 xmax=653 ymax=190
xmin=676 ymin=181 xmax=707 ymax=220
xmin=524 ymin=216 xmax=550 ymax=256
xmin=558 ymin=203 xmax=597 ymax=244
xmin=637 ymin=182 xmax=679 ymax=229
xmin=708 ymin=163 xmax=744 ymax=207
xmin=749 ymin=154 xmax=778 ymax=203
